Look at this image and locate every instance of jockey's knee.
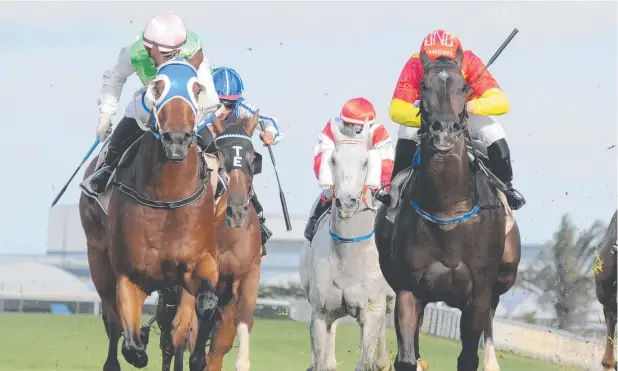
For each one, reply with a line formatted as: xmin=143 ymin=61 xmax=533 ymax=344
xmin=397 ymin=125 xmax=420 ymax=141
xmin=468 ymin=114 xmax=506 ymax=147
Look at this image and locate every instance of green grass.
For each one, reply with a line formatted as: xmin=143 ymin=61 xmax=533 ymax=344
xmin=0 ymin=313 xmax=582 ymax=371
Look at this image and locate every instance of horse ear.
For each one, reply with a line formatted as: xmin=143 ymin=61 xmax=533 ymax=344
xmin=454 ymin=47 xmax=464 ymax=67
xmin=244 ymin=109 xmax=259 ymax=136
xmin=149 ymin=44 xmax=166 ymax=67
xmin=420 ymin=51 xmax=432 ymax=69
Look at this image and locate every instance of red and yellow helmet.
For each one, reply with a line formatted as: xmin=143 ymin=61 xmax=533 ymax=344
xmin=419 ymin=29 xmax=462 ymax=61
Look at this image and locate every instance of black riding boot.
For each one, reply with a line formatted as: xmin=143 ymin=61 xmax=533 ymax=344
xmin=487 ymin=139 xmax=526 ymax=210
xmin=90 ymin=117 xmax=143 ymax=194
xmin=250 ymin=192 xmax=272 ymax=257
xmin=391 ymin=138 xmax=418 ymax=181
xmin=304 ymin=197 xmax=333 ymax=242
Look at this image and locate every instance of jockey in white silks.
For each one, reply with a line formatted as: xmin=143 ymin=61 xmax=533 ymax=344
xmin=90 ymin=12 xmax=222 ymax=193
xmin=304 ymin=97 xmax=395 ymax=242
xmin=211 ymin=66 xmax=284 ymax=256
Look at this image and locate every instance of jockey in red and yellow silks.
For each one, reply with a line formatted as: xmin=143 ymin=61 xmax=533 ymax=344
xmin=304 ymin=97 xmax=395 ymax=242
xmin=389 ymin=29 xmax=526 ymax=210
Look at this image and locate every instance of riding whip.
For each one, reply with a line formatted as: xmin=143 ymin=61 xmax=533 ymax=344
xmin=50 ymin=138 xmax=100 ymax=207
xmin=466 ymin=28 xmax=519 ymax=93
xmin=259 ymin=121 xmax=292 ymax=231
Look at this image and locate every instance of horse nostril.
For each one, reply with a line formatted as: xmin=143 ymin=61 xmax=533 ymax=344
xmin=452 ymin=122 xmax=461 ymax=132
xmin=226 ymin=206 xmax=233 ymax=216
xmin=349 ymin=198 xmax=357 ymax=205
xmin=335 ymin=198 xmax=342 ymax=208
xmin=431 ymin=121 xmax=443 ymax=133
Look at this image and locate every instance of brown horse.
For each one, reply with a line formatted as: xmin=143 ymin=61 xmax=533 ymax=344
xmin=595 ymin=210 xmax=617 ymax=370
xmin=157 ymin=112 xmax=264 ymax=371
xmin=374 ymin=51 xmax=521 ymax=371
xmin=79 ymin=46 xmax=228 ymax=371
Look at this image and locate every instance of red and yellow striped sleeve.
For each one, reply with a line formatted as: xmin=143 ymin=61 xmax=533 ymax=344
xmin=389 ymin=54 xmax=423 ymax=127
xmin=463 ymin=51 xmax=510 ymax=116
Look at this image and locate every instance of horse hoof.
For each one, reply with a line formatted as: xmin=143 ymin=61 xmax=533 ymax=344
xmin=121 ymin=344 xmax=148 ymax=368
xmin=189 ymin=352 xmax=207 ymax=371
xmin=103 ymin=358 xmax=121 ymax=371
xmin=393 ymin=360 xmax=417 ymax=371
xmin=417 ymin=359 xmax=429 ymax=371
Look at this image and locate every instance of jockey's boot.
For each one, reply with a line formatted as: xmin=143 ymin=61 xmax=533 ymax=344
xmin=90 ymin=117 xmax=143 ymax=194
xmin=375 ymin=138 xmax=418 ymax=206
xmin=487 ymin=139 xmax=526 ymax=210
xmin=304 ymin=197 xmax=333 ymax=242
xmin=250 ymin=193 xmax=272 ymax=257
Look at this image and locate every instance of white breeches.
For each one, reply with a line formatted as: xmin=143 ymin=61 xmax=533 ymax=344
xmin=397 ymin=114 xmax=507 ymax=147
xmin=124 ymin=87 xmax=151 ymax=125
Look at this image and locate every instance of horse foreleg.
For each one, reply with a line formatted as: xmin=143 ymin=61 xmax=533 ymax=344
xmin=88 ymin=247 xmax=122 ymax=371
xmin=357 ymin=302 xmax=386 ymax=371
xmin=309 ymin=310 xmax=335 ymax=371
xmin=102 ymin=305 xmax=123 ymax=371
xmin=234 ymin=266 xmax=260 ymax=371
xmin=116 ymin=275 xmax=149 ymax=368
xmin=324 ymin=320 xmax=338 ymax=371
xmin=458 ymin=292 xmax=492 ymax=371
xmin=189 ymin=253 xmax=220 ymax=371
xmin=206 ymin=300 xmax=237 ymax=371
xmin=375 ymin=319 xmax=391 ymax=371
xmin=393 ymin=290 xmax=425 ymax=371
xmin=602 ymin=303 xmax=618 ymax=370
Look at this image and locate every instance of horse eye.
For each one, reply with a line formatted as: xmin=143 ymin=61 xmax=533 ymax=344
xmin=331 ymin=157 xmax=336 ymax=165
xmin=363 ymin=160 xmax=368 ymax=167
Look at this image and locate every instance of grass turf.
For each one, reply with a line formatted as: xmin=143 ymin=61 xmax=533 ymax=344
xmin=0 ymin=313 xmax=582 ymax=371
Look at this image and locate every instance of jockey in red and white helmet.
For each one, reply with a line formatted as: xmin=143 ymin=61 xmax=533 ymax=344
xmin=389 ymin=29 xmax=525 ymax=210
xmin=90 ymin=12 xmax=221 ymax=194
xmin=304 ymin=97 xmax=395 ymax=242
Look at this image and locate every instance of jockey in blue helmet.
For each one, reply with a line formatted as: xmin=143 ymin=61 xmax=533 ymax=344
xmin=212 ymin=66 xmax=283 ymax=257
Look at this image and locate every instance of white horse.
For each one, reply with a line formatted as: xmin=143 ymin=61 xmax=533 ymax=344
xmin=300 ymin=120 xmax=395 ymax=371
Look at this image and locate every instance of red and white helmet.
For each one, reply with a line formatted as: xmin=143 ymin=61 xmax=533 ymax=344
xmin=340 ymin=97 xmax=376 ymax=126
xmin=143 ymin=12 xmax=188 ymax=55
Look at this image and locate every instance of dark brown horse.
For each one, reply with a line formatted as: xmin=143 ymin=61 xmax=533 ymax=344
xmin=157 ymin=112 xmax=264 ymax=371
xmin=595 ymin=210 xmax=617 ymax=370
xmin=79 ymin=46 xmax=228 ymax=371
xmin=375 ymin=50 xmax=521 ymax=371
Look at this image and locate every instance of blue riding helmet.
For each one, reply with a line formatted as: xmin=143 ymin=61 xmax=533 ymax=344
xmin=212 ymin=67 xmax=244 ymax=103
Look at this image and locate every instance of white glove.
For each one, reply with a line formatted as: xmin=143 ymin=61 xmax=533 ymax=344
xmin=96 ymin=115 xmax=112 ymax=141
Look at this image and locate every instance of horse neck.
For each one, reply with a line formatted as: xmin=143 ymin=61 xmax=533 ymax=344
xmin=416 ymin=138 xmax=473 ymax=214
xmin=135 ymin=134 xmax=201 ymax=200
xmin=329 ymin=202 xmax=376 ymax=246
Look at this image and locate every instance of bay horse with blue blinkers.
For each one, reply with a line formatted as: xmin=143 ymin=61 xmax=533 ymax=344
xmin=156 ymin=113 xmax=265 ymax=371
xmin=79 ymin=45 xmax=228 ymax=371
xmin=375 ymin=49 xmax=521 ymax=371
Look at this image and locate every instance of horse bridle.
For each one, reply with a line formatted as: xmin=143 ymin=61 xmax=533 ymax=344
xmin=214 ymin=133 xmax=262 ymax=207
xmin=328 ymin=138 xmax=378 ymax=213
xmin=416 ymin=61 xmax=470 ymax=144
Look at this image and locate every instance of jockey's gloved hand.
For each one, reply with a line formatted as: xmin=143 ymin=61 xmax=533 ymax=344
xmin=259 ymin=131 xmax=275 ymax=146
xmin=96 ymin=115 xmax=112 ymax=141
